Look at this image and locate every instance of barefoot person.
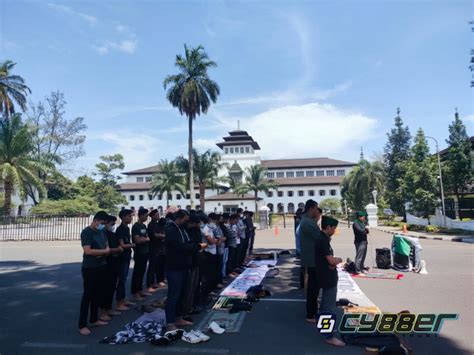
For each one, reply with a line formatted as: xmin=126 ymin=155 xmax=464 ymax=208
xmin=131 ymin=208 xmax=151 ymax=301
xmin=78 ymin=211 xmax=111 ymax=336
xmin=115 ymin=209 xmax=135 ymax=311
xmin=146 ymin=209 xmax=165 ymax=292
xmin=353 ymin=211 xmax=369 ymax=273
xmin=315 ymin=216 xmax=345 ymax=347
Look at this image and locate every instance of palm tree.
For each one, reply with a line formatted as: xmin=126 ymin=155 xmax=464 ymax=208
xmin=163 ymin=45 xmax=220 ymax=209
xmin=0 ymin=114 xmax=46 ymax=215
xmin=243 ymin=165 xmax=278 ymax=213
xmin=149 ymin=160 xmax=186 ymax=208
xmin=227 ymin=175 xmax=248 ymax=197
xmin=0 ymin=61 xmax=31 ymax=120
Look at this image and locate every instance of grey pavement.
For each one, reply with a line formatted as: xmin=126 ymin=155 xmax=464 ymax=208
xmin=0 ymin=226 xmax=473 ymax=354
xmin=374 ymin=225 xmax=474 ymax=243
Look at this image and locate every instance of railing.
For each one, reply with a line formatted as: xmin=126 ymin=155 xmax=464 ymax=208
xmin=0 ymin=215 xmax=93 ymax=241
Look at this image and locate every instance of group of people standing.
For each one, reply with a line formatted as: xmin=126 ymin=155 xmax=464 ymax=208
xmin=78 ymin=207 xmax=255 ymax=336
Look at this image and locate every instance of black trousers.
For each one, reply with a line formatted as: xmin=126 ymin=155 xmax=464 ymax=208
xmin=103 ymin=258 xmax=120 ymax=310
xmin=355 ymin=241 xmax=368 ymax=272
xmin=199 ymin=252 xmax=219 ymax=304
xmin=226 ymin=247 xmax=237 ymax=274
xmin=306 ymin=267 xmax=320 ymax=319
xmin=131 ymin=253 xmax=149 ymax=295
xmin=156 ymin=254 xmax=166 ymax=283
xmin=249 ymin=233 xmax=255 ymax=254
xmin=78 ymin=266 xmax=107 ymax=329
xmin=239 ymin=237 xmax=250 ymax=265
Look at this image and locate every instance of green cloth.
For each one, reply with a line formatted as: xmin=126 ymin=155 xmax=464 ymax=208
xmin=132 ymin=222 xmax=150 ymax=254
xmin=394 ymin=235 xmax=411 ymax=256
xmin=322 ymin=215 xmax=339 ymax=227
xmin=356 ymin=211 xmax=368 ymax=217
xmin=299 ymin=213 xmax=320 ymax=267
xmin=80 ymin=226 xmax=107 ymax=269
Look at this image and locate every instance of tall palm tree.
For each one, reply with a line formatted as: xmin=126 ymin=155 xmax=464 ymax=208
xmin=176 ymin=149 xmax=223 ymax=211
xmin=227 ymin=175 xmax=247 ymax=197
xmin=243 ymin=165 xmax=278 ymax=213
xmin=0 ymin=114 xmax=46 ymax=215
xmin=163 ymin=45 xmax=220 ymax=209
xmin=0 ymin=61 xmax=31 ymax=120
xmin=149 ymin=159 xmax=186 ymax=208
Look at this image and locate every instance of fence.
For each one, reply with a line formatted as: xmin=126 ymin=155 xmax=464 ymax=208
xmin=0 ymin=215 xmax=93 ymax=241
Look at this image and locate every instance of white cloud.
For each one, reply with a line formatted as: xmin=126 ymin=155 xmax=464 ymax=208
xmin=236 ymin=102 xmax=378 ymax=160
xmin=194 ymin=138 xmax=220 ymax=152
xmin=47 ymin=3 xmax=97 ymax=26
xmin=93 ymin=39 xmax=137 ymax=55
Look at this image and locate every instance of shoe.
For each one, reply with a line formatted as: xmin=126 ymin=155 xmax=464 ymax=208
xmin=191 ymin=330 xmax=210 ymax=342
xmin=208 ymin=321 xmax=225 ymax=334
xmin=164 ymin=329 xmax=184 ymax=341
xmin=150 ymin=335 xmax=170 ymax=346
xmin=181 ymin=331 xmax=201 ymax=344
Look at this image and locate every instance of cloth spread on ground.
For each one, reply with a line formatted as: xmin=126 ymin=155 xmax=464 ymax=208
xmin=246 ymin=252 xmax=277 ymax=267
xmin=337 ymin=269 xmax=381 ymax=314
xmin=220 ymin=265 xmax=270 ymax=297
xmin=196 ymin=309 xmax=247 ymax=333
xmin=100 ymin=309 xmax=166 ymax=344
xmin=352 ymin=272 xmax=404 ymax=280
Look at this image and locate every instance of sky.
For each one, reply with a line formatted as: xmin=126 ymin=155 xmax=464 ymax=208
xmin=1 ymin=0 xmax=473 ymax=178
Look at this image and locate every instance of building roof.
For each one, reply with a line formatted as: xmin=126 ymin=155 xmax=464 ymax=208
xmin=116 ymin=182 xmax=152 ymax=191
xmin=261 ymin=157 xmax=356 ymax=169
xmin=229 ymin=161 xmax=243 ymax=173
xmin=216 ymin=130 xmax=261 ymax=150
xmin=439 ymin=136 xmax=474 ymax=156
xmin=206 ymin=192 xmax=262 ymax=201
xmin=271 ymin=176 xmax=344 ymax=186
xmin=123 ymin=165 xmax=161 ymax=175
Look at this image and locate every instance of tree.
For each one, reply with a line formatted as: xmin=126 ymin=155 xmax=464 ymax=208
xmin=150 ymin=160 xmax=186 ymax=208
xmin=341 ymin=152 xmax=385 ymax=211
xmin=73 ymin=175 xmax=126 ymax=214
xmin=383 ymin=108 xmax=411 ymax=217
xmin=319 ymin=198 xmax=341 ymax=215
xmin=95 ymin=154 xmax=125 ymax=186
xmin=241 ymin=165 xmax=278 ymax=213
xmin=163 ymin=45 xmax=220 ymax=209
xmin=0 ymin=114 xmax=46 ymax=215
xmin=444 ymin=110 xmax=472 ymax=217
xmin=403 ymin=129 xmax=438 ymax=220
xmin=176 ymin=149 xmax=223 ymax=211
xmin=0 ymin=60 xmax=31 ymax=120
xmin=227 ymin=175 xmax=248 ymax=197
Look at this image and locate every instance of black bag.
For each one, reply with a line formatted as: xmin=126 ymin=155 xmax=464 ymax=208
xmin=344 ymin=259 xmax=357 ymax=273
xmin=376 ymin=248 xmax=391 ymax=269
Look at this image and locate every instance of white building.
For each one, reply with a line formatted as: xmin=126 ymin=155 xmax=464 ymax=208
xmin=0 ymin=185 xmax=37 ymax=216
xmin=116 ymin=129 xmax=355 ymax=214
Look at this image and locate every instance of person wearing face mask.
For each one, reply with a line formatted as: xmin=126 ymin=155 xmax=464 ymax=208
xmin=131 ymin=208 xmax=151 ymax=301
xmin=78 ymin=211 xmax=111 ymax=336
xmin=100 ymin=215 xmax=123 ymax=321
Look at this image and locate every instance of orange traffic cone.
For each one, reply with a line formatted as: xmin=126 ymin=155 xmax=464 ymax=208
xmin=274 ymin=226 xmax=279 ymax=236
xmin=402 ymin=224 xmax=408 ymax=234
xmin=335 ymin=227 xmax=340 ymax=235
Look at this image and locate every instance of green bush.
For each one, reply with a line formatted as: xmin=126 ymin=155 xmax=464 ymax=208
xmin=30 ymin=196 xmax=100 ymax=216
xmin=384 ymin=221 xmax=404 ymax=228
xmin=424 ymin=225 xmax=440 ymax=233
xmin=408 ymin=224 xmax=424 ymax=231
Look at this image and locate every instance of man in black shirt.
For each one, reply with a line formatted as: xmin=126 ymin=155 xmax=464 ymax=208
xmin=353 ymin=211 xmax=369 ymax=273
xmin=116 ymin=209 xmax=135 ymax=311
xmin=131 ymin=208 xmax=151 ymax=301
xmin=146 ymin=209 xmax=165 ymax=291
xmin=315 ymin=216 xmax=345 ymax=347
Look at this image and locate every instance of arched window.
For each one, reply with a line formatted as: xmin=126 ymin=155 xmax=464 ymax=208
xmin=298 ymin=202 xmax=305 ymax=210
xmin=288 ymin=203 xmax=295 ymax=214
xmin=267 ymin=203 xmax=274 ymax=212
xmin=277 ymin=203 xmax=284 ymax=213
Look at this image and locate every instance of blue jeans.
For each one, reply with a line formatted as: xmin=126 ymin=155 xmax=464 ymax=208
xmin=115 ymin=254 xmax=131 ymax=301
xmin=318 ymin=286 xmax=338 ymax=339
xmin=165 ymin=270 xmax=188 ymax=324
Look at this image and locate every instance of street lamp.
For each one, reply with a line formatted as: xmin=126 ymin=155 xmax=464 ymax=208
xmin=426 ymin=136 xmax=447 ymax=227
xmin=372 ymin=189 xmax=378 ymax=206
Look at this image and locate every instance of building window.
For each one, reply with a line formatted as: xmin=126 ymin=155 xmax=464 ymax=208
xmin=286 ymin=171 xmax=294 ymax=178
xmin=306 ymin=170 xmax=314 ymax=177
xmin=139 ymin=195 xmax=144 ymax=201
xmin=276 ymin=172 xmax=284 ymax=178
xmin=309 ymin=190 xmax=315 ymax=196
xmin=245 ymin=147 xmax=250 ymax=153
xmin=267 ymin=172 xmax=275 ymax=179
xmin=186 ymin=193 xmax=190 ymax=199
xmin=337 ymin=169 xmax=345 ymax=176
xmin=225 ymin=148 xmax=229 ymax=154
xmin=195 ymin=193 xmax=200 ymax=199
xmin=288 ymin=191 xmax=294 ymax=197
xmin=148 ymin=194 xmax=153 ymax=200
xmin=316 ymin=170 xmax=324 ymax=176
xmin=288 ymin=203 xmax=295 ymax=213
xmin=266 ymin=191 xmax=273 ymax=197
xmin=319 ymin=190 xmax=326 ymax=196
xmin=296 ymin=171 xmax=304 ymax=177
xmin=136 ymin=177 xmax=144 ymax=182
xmin=129 ymin=195 xmax=135 ymax=201
xmin=240 ymin=147 xmax=244 ymax=153
xmin=158 ymin=194 xmax=162 ymax=200
xmin=230 ymin=147 xmax=234 ymax=154
xmin=176 ymin=194 xmax=181 ymax=200
xmin=330 ymin=189 xmax=337 ymax=196
xmin=326 ymin=170 xmax=335 ymax=176
xmin=298 ymin=190 xmax=304 ymax=197
xmin=145 ymin=177 xmax=152 ymax=182
xmin=277 ymin=191 xmax=283 ymax=197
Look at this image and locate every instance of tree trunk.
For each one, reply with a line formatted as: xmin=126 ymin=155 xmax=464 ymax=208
xmin=199 ymin=183 xmax=205 ymax=211
xmin=188 ymin=117 xmax=195 ymax=209
xmin=167 ymin=191 xmax=170 ymax=209
xmin=455 ymin=190 xmax=461 ymax=220
xmin=4 ymin=177 xmax=13 ymax=216
xmin=254 ymin=190 xmax=258 ymax=213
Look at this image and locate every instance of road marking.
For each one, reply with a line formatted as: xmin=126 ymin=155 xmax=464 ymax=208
xmin=21 ymin=342 xmax=86 ymax=349
xmin=260 ymin=298 xmax=305 ymax=302
xmin=154 ymin=348 xmax=229 ymax=354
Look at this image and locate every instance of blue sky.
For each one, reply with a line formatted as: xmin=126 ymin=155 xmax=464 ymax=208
xmin=1 ymin=0 xmax=473 ymax=177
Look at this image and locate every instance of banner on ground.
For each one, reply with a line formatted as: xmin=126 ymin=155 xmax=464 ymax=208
xmin=337 ymin=269 xmax=381 ymax=314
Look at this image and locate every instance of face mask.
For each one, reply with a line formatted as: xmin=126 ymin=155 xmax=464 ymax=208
xmin=108 ymin=225 xmax=116 ymax=233
xmin=97 ymin=224 xmax=105 ymax=231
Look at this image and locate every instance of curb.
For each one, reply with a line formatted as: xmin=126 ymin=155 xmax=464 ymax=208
xmin=373 ymin=227 xmax=457 ymax=242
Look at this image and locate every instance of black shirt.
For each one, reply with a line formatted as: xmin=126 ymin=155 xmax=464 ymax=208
xmin=132 ymin=222 xmax=149 ymax=255
xmin=148 ymin=219 xmax=165 ymax=254
xmin=105 ymin=229 xmax=120 ymax=262
xmin=353 ymin=221 xmax=368 ymax=243
xmin=314 ymin=231 xmax=338 ymax=289
xmin=116 ymin=223 xmax=132 ymax=258
xmin=186 ymin=226 xmax=202 ymax=268
xmin=80 ymin=227 xmax=107 ymax=269
xmin=165 ymin=222 xmax=200 ymax=271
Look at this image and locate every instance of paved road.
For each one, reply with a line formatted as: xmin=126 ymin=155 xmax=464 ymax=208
xmin=0 ymin=226 xmax=473 ymax=354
